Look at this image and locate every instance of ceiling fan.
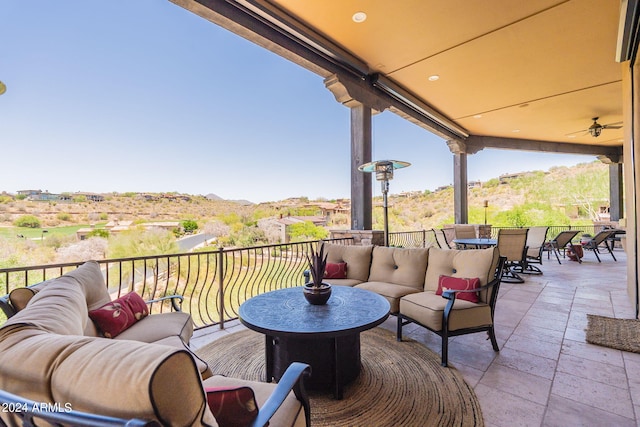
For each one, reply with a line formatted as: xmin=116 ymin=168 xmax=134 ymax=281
xmin=567 ymin=117 xmax=623 ymax=138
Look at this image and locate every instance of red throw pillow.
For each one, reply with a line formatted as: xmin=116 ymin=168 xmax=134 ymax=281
xmin=205 ymin=386 xmax=259 ymax=427
xmin=324 ymin=262 xmax=347 ymax=279
xmin=88 ymin=292 xmax=149 ymax=338
xmin=436 ymin=275 xmax=481 ymax=303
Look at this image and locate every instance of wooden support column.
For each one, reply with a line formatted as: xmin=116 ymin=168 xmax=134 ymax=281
xmin=324 ymin=73 xmax=389 ymax=231
xmin=447 ymin=140 xmax=469 ymax=224
xmin=350 ymin=105 xmax=372 ymax=230
xmin=598 ymin=155 xmax=625 ymax=222
xmin=610 ymin=162 xmax=624 ymax=222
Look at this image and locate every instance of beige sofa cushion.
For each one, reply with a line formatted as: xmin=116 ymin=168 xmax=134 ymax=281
xmin=399 ymin=291 xmax=493 ymax=332
xmin=63 ymin=260 xmax=111 ymax=311
xmin=51 ymin=338 xmax=217 ymax=426
xmin=203 ymin=375 xmax=305 ymax=427
xmin=355 ymin=282 xmax=421 ymax=313
xmin=4 ymin=275 xmax=88 ymax=336
xmin=322 ymin=243 xmax=373 ymax=282
xmin=368 ymin=246 xmax=429 ymax=291
xmin=116 ymin=311 xmax=194 ymax=344
xmin=424 ymin=247 xmax=499 ymax=301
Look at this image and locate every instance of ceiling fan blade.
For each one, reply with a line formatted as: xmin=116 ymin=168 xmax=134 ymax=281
xmin=602 ymin=121 xmax=623 ymax=129
xmin=565 ymin=128 xmax=589 ymax=137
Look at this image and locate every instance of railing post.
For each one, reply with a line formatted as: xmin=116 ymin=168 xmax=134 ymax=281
xmin=218 ymin=247 xmax=225 ymax=330
xmin=422 ymin=229 xmax=426 ymax=248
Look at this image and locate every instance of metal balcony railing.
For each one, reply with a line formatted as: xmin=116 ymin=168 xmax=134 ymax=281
xmin=0 ymin=225 xmax=615 ymax=328
xmin=388 ymin=225 xmax=607 ymax=248
xmin=0 ymin=238 xmax=354 ymax=329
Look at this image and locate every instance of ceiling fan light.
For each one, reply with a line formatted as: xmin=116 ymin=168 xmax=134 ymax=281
xmin=589 ymin=125 xmax=602 ymax=137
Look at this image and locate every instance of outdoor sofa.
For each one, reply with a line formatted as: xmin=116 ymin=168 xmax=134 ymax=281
xmin=0 ymin=261 xmax=310 ymax=426
xmin=313 ymin=243 xmax=505 ymax=366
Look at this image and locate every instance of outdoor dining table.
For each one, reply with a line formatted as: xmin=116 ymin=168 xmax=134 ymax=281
xmin=452 ymin=238 xmax=497 ymax=249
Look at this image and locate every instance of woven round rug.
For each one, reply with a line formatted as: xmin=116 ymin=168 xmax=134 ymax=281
xmin=197 ymin=327 xmax=483 ymax=427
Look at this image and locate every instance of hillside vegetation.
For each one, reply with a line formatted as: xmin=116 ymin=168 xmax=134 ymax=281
xmin=0 ymin=161 xmax=610 ymax=268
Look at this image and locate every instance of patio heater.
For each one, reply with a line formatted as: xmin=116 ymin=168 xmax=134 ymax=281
xmin=358 ymin=160 xmax=411 ymax=246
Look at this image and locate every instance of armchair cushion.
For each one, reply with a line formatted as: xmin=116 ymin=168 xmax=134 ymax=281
xmin=203 ymin=374 xmax=306 ymax=427
xmin=424 ymin=247 xmax=498 ymax=301
xmin=436 ymin=276 xmax=480 ymax=303
xmin=115 ymin=310 xmax=194 ymax=344
xmin=8 ymin=288 xmax=37 ymax=312
xmin=205 ymin=386 xmax=259 ymax=427
xmin=400 ymin=292 xmax=492 ymax=332
xmin=89 ymin=292 xmax=149 ymax=338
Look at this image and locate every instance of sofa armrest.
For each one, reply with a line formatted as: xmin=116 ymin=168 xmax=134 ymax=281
xmin=251 ymin=362 xmax=311 ymax=427
xmin=145 ymin=295 xmax=183 ymax=312
xmin=0 ymin=389 xmax=159 ymax=427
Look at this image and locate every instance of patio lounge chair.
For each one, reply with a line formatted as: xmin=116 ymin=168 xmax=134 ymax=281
xmin=519 ymin=226 xmax=549 ymax=274
xmin=582 ymin=230 xmax=617 ymax=262
xmin=497 ymin=228 xmax=528 ymax=283
xmin=546 ymin=230 xmax=580 ymax=264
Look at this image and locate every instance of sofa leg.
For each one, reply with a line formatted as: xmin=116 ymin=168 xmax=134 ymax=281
xmin=441 ymin=336 xmax=448 ymax=367
xmin=396 ymin=315 xmax=403 ymax=342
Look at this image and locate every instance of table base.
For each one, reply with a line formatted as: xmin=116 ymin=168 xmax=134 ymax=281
xmin=267 ymin=333 xmax=361 ymax=399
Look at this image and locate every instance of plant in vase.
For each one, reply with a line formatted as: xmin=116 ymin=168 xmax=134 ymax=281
xmin=304 ymin=245 xmax=332 ymax=305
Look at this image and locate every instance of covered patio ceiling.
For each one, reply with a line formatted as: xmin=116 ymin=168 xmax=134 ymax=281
xmin=172 ymin=0 xmax=625 ymax=159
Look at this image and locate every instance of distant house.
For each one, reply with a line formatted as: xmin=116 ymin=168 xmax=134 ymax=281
xmin=468 ymin=180 xmax=482 ymax=189
xmin=75 ymin=192 xmax=104 ymax=202
xmin=435 ymin=184 xmax=453 ymax=192
xmin=17 ymin=190 xmax=60 ymax=201
xmin=499 ymin=172 xmax=527 ymax=184
xmin=304 ymin=202 xmax=350 ymax=217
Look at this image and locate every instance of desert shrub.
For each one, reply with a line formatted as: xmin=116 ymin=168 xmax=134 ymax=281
xmin=57 ymin=212 xmax=71 ymax=221
xmin=88 ymin=229 xmax=110 ymax=238
xmin=14 ymin=215 xmax=41 ymax=228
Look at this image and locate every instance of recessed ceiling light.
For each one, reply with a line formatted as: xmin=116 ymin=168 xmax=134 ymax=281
xmin=512 ymin=129 xmax=520 ymax=133
xmin=352 ymin=12 xmax=367 ymax=23
xmin=473 ymin=114 xmax=482 ymax=119
xmin=568 ymin=135 xmax=576 ymax=138
xmin=428 ymin=75 xmax=439 ymax=81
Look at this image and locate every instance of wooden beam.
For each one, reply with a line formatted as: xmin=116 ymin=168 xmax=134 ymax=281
xmin=466 ymin=135 xmax=622 ymax=159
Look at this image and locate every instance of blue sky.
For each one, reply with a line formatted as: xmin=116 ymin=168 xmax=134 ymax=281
xmin=0 ymin=1 xmax=596 ymax=203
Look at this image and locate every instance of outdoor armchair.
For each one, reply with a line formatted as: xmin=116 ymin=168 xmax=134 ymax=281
xmin=396 ymin=247 xmax=505 ymax=367
xmin=582 ymin=230 xmax=617 ymax=262
xmin=546 ymin=230 xmax=580 ymax=264
xmin=519 ymin=226 xmax=549 ymax=274
xmin=496 ymin=228 xmax=529 ymax=283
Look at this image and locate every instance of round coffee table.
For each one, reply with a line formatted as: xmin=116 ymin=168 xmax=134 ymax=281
xmin=239 ymin=286 xmax=390 ymax=399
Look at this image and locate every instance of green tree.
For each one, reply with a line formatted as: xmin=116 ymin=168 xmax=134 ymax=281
xmin=88 ymin=229 xmax=110 ymax=238
xmin=14 ymin=215 xmax=41 ymax=228
xmin=288 ymin=221 xmax=329 ymax=242
xmin=181 ymin=219 xmax=198 ymax=234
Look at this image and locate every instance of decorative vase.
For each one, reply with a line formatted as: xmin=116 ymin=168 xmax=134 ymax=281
xmin=303 ymin=283 xmax=332 ymax=305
